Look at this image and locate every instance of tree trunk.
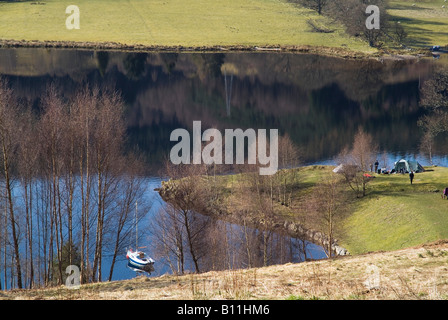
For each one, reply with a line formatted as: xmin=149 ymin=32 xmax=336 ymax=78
xmin=2 ymin=143 xmax=22 ymax=289
xmin=183 ymin=210 xmax=200 ymax=273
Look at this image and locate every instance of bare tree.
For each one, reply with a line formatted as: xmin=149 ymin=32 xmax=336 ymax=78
xmin=277 ymin=134 xmax=301 ymax=207
xmin=38 ymin=85 xmax=69 ymax=285
xmin=89 ymin=89 xmax=126 ymax=282
xmin=201 ymin=219 xmax=231 ymax=271
xmin=420 ymin=69 xmax=448 ymax=111
xmin=337 ymin=128 xmax=378 ymax=197
xmin=419 ymin=131 xmax=435 ymax=165
xmin=327 ymin=0 xmax=389 ymax=47
xmin=0 ymin=78 xmax=22 ymax=289
xmin=151 ymin=203 xmax=186 ymax=275
xmin=391 ymin=21 xmax=408 ymax=44
xmin=17 ymin=104 xmax=39 ymax=288
xmin=0 ymin=80 xmax=148 ymax=288
xmin=417 ymin=69 xmax=448 ymax=165
xmin=71 ymin=86 xmax=97 ymax=283
xmin=158 ymin=160 xmax=211 ymax=273
xmin=108 ymin=155 xmax=149 ymax=281
xmin=309 ymin=174 xmax=347 ymax=258
xmin=293 ymin=0 xmax=328 ymax=15
xmin=152 ymin=198 xmax=210 ymax=275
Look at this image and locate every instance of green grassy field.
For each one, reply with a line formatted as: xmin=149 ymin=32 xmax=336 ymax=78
xmin=279 ymin=165 xmax=448 ymax=255
xmin=0 ymin=0 xmax=446 ymax=52
xmin=204 ymin=165 xmax=448 ymax=256
xmin=0 ymin=0 xmax=374 ymax=52
xmin=295 ymin=165 xmax=448 ymax=255
xmin=341 ymin=166 xmax=448 ymax=254
xmin=388 ymin=0 xmax=448 ymax=47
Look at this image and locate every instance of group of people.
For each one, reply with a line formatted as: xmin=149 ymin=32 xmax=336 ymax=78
xmin=371 ymin=160 xmax=415 ymax=184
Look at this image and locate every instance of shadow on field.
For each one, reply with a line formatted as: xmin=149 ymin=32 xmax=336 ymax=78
xmin=389 ymin=14 xmax=448 ymax=48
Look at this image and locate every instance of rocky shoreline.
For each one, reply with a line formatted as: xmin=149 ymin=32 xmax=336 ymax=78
xmin=0 ymin=38 xmax=423 ymax=61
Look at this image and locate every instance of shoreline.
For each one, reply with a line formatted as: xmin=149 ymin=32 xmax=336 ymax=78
xmin=0 ymin=39 xmax=430 ymax=60
xmin=157 ymin=174 xmax=350 ymax=258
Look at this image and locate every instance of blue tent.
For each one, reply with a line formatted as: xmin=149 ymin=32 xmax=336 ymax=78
xmin=394 ymin=159 xmax=424 ymax=173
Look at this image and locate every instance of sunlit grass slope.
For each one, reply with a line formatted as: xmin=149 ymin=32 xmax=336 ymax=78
xmin=342 ymin=166 xmax=448 ymax=254
xmin=0 ymin=0 xmax=374 ymax=52
xmin=389 ymin=0 xmax=448 ymax=47
xmin=218 ymin=165 xmax=448 ymax=255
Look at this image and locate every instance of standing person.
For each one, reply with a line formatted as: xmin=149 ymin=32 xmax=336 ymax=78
xmin=409 ymin=171 xmax=414 ymax=184
xmin=374 ymin=160 xmax=379 ymax=173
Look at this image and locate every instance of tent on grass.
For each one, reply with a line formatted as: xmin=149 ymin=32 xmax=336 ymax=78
xmin=333 ymin=163 xmax=359 ymax=173
xmin=393 ymin=159 xmax=424 ymax=173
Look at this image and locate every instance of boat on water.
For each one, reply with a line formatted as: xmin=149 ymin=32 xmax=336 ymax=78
xmin=126 ymin=248 xmax=155 ymax=274
xmin=126 ymin=201 xmax=155 ymax=274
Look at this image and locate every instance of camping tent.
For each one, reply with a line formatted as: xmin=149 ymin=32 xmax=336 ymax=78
xmin=333 ymin=163 xmax=359 ymax=173
xmin=393 ymin=159 xmax=424 ymax=173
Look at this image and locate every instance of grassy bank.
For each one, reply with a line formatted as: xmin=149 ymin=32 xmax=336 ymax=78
xmin=2 ymin=240 xmax=448 ymax=300
xmin=0 ymin=0 xmax=374 ymax=53
xmin=290 ymin=165 xmax=448 ymax=255
xmin=389 ymin=0 xmax=448 ymax=48
xmin=292 ymin=165 xmax=448 ymax=254
xmin=162 ymin=165 xmax=448 ymax=256
xmin=0 ymin=0 xmax=446 ymax=53
xmin=342 ymin=166 xmax=448 ymax=254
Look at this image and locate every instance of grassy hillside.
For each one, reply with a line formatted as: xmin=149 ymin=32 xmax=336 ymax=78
xmin=2 ymin=240 xmax=448 ymax=300
xmin=0 ymin=0 xmax=374 ymax=52
xmin=0 ymin=0 xmax=446 ymax=52
xmin=342 ymin=166 xmax=448 ymax=254
xmin=160 ymin=164 xmax=448 ymax=256
xmin=289 ymin=165 xmax=448 ymax=254
xmin=388 ymin=0 xmax=448 ymax=48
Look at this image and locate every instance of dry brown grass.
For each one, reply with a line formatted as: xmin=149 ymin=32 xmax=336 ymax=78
xmin=2 ymin=241 xmax=448 ymax=300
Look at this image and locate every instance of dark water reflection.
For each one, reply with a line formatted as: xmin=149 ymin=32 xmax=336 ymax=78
xmin=0 ymin=48 xmax=443 ymax=168
xmin=0 ymin=48 xmax=446 ymax=282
